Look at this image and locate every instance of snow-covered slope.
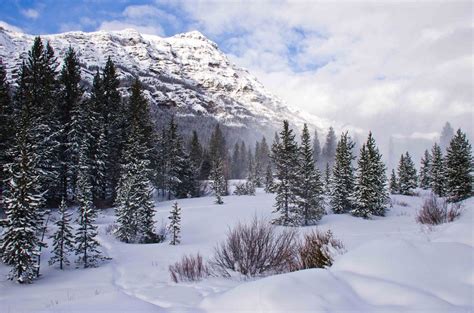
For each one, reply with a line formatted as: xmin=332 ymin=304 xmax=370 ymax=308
xmin=0 ymin=188 xmax=472 ymax=312
xmin=0 ymin=26 xmax=329 ymax=142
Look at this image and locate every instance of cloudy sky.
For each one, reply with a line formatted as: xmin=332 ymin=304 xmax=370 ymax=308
xmin=1 ymin=0 xmax=472 ymax=149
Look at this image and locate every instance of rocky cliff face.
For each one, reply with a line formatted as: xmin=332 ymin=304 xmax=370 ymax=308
xmin=0 ymin=26 xmax=328 ymax=144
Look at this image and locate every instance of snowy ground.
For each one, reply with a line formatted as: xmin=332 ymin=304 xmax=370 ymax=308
xmin=0 ymin=187 xmax=473 ymax=313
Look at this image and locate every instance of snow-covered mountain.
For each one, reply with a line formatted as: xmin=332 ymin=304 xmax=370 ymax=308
xmin=0 ymin=26 xmax=329 ymax=143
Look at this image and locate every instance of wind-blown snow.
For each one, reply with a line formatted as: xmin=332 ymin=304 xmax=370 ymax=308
xmin=0 ymin=188 xmax=472 ymax=313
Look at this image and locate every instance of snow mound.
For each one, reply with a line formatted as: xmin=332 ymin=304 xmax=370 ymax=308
xmin=202 ymin=238 xmax=474 ymax=313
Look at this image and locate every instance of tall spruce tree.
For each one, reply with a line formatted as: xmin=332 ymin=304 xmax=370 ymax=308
xmin=445 ymin=129 xmax=473 ymax=202
xmin=419 ymin=149 xmax=431 ymax=189
xmin=271 ymin=120 xmax=298 ymax=225
xmin=330 ymin=132 xmax=356 ymax=214
xmin=210 ymin=158 xmax=226 ymax=204
xmin=49 ymin=198 xmax=74 ymax=269
xmin=430 ymin=143 xmax=445 ymax=197
xmin=322 ymin=126 xmax=337 ymax=168
xmin=397 ymin=152 xmax=417 ymax=195
xmin=58 ymin=47 xmax=83 ymax=201
xmin=0 ymin=109 xmax=45 ymax=283
xmin=389 ymin=169 xmax=399 ymax=194
xmin=75 ymin=145 xmax=103 ymax=268
xmin=324 ymin=162 xmax=331 ymax=195
xmin=264 ymin=164 xmax=274 ymax=193
xmin=168 ymin=202 xmax=181 ymax=245
xmin=0 ymin=58 xmax=13 ymax=197
xmin=231 ymin=142 xmax=241 ymax=179
xmin=294 ymin=124 xmax=325 ymax=225
xmin=353 ymin=132 xmax=389 ymax=218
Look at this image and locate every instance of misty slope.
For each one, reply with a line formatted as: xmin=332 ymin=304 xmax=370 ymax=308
xmin=0 ymin=26 xmax=328 ymax=142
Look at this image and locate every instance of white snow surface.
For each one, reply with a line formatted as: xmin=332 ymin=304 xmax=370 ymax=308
xmin=0 ymin=188 xmax=473 ymax=313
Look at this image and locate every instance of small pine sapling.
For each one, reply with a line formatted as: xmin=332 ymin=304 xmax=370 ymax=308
xmin=168 ymin=202 xmax=181 ymax=245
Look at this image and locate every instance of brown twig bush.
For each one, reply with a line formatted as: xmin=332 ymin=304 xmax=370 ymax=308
xmin=169 ymin=253 xmax=210 ymax=283
xmin=211 ymin=217 xmax=299 ymax=278
xmin=416 ymin=194 xmax=463 ymax=225
xmin=297 ymin=230 xmax=345 ymax=269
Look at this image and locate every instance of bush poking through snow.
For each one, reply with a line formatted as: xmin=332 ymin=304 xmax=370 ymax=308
xmin=416 ymin=194 xmax=462 ymax=225
xmin=233 ymin=182 xmax=256 ymax=196
xmin=297 ymin=230 xmax=345 ymax=269
xmin=169 ymin=253 xmax=210 ymax=283
xmin=211 ymin=217 xmax=299 ymax=278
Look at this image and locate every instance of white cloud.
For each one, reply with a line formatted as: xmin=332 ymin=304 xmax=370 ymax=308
xmin=98 ymin=20 xmax=164 ymax=36
xmin=21 ymin=8 xmax=39 ymax=19
xmin=173 ymin=0 xmax=472 ymax=155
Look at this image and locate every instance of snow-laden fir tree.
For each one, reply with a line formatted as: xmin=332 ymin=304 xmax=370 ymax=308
xmin=324 ymin=162 xmax=332 ymax=195
xmin=115 ymin=78 xmax=156 ymax=243
xmin=49 ymin=198 xmax=74 ymax=269
xmin=0 ymin=114 xmax=45 ymax=283
xmin=271 ymin=120 xmax=298 ymax=225
xmin=0 ymin=58 xmax=13 ymax=196
xmin=75 ymin=144 xmax=103 ymax=268
xmin=294 ymin=124 xmax=325 ymax=225
xmin=445 ymin=129 xmax=473 ymax=202
xmin=430 ymin=143 xmax=445 ymax=197
xmin=168 ymin=202 xmax=181 ymax=245
xmin=353 ymin=132 xmax=389 ymax=218
xmin=419 ymin=149 xmax=431 ymax=189
xmin=389 ymin=169 xmax=399 ymax=194
xmin=264 ymin=164 xmax=274 ymax=193
xmin=210 ymin=158 xmax=226 ymax=204
xmin=330 ymin=132 xmax=356 ymax=214
xmin=321 ymin=126 xmax=337 ymax=168
xmin=397 ymin=152 xmax=417 ymax=195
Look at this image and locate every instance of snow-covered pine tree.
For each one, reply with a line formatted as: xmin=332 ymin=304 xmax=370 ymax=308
xmin=0 ymin=58 xmax=13 ymax=197
xmin=49 ymin=198 xmax=74 ymax=269
xmin=253 ymin=141 xmax=263 ymax=187
xmin=419 ymin=149 xmax=431 ymax=189
xmin=271 ymin=120 xmax=298 ymax=225
xmin=294 ymin=124 xmax=325 ymax=225
xmin=439 ymin=122 xmax=454 ymax=152
xmin=445 ymin=129 xmax=473 ymax=202
xmin=210 ymin=158 xmax=226 ymax=204
xmin=324 ymin=162 xmax=331 ymax=195
xmin=168 ymin=202 xmax=181 ymax=245
xmin=321 ymin=126 xmax=337 ymax=169
xmin=397 ymin=152 xmax=417 ymax=195
xmin=389 ymin=169 xmax=399 ymax=194
xmin=330 ymin=132 xmax=355 ymax=214
xmin=231 ymin=142 xmax=241 ymax=179
xmin=57 ymin=47 xmax=84 ymax=201
xmin=313 ymin=129 xmax=322 ymax=169
xmin=264 ymin=164 xmax=274 ymax=193
xmin=75 ymin=143 xmax=103 ymax=268
xmin=430 ymin=143 xmax=445 ymax=197
xmin=353 ymin=132 xmax=389 ymax=218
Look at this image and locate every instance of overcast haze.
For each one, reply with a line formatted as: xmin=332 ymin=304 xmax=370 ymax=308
xmin=1 ymin=0 xmax=472 ymax=156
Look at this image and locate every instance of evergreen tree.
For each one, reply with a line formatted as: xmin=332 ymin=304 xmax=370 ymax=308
xmin=397 ymin=152 xmax=417 ymax=195
xmin=264 ymin=164 xmax=274 ymax=193
xmin=210 ymin=158 xmax=226 ymax=204
xmin=0 ymin=58 xmax=13 ymax=197
xmin=313 ymin=129 xmax=322 ymax=168
xmin=445 ymin=129 xmax=473 ymax=202
xmin=419 ymin=149 xmax=431 ymax=189
xmin=209 ymin=124 xmax=227 ymax=164
xmin=0 ymin=114 xmax=44 ymax=283
xmin=440 ymin=122 xmax=454 ymax=152
xmin=231 ymin=142 xmax=241 ymax=179
xmin=294 ymin=124 xmax=325 ymax=225
xmin=75 ymin=147 xmax=103 ymax=268
xmin=199 ymin=150 xmax=212 ymax=180
xmin=57 ymin=47 xmax=83 ymax=201
xmin=389 ymin=169 xmax=399 ymax=194
xmin=239 ymin=141 xmax=248 ymax=178
xmin=353 ymin=133 xmax=389 ymax=218
xmin=324 ymin=162 xmax=331 ymax=195
xmin=330 ymin=132 xmax=355 ymax=214
xmin=430 ymin=143 xmax=445 ymax=197
xmin=189 ymin=130 xmax=203 ymax=173
xmin=271 ymin=120 xmax=298 ymax=225
xmin=321 ymin=126 xmax=337 ymax=168
xmin=49 ymin=198 xmax=74 ymax=269
xmin=168 ymin=202 xmax=181 ymax=245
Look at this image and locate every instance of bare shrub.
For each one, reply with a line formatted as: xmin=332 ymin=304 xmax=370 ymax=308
xmin=211 ymin=217 xmax=299 ymax=278
xmin=169 ymin=253 xmax=210 ymax=283
xmin=297 ymin=230 xmax=345 ymax=269
xmin=416 ymin=194 xmax=463 ymax=225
